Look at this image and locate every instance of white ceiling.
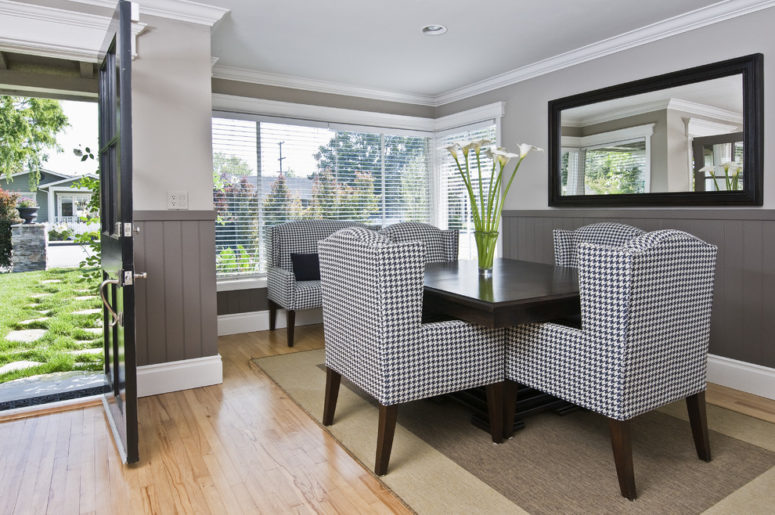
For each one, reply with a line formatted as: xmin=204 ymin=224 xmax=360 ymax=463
xmin=207 ymin=0 xmax=722 ymax=99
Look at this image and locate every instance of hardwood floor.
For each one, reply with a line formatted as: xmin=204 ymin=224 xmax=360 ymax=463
xmin=0 ymin=325 xmax=409 ymax=514
xmin=0 ymin=323 xmax=773 ymax=514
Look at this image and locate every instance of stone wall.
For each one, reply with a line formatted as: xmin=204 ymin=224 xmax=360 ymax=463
xmin=11 ymin=224 xmax=47 ymax=272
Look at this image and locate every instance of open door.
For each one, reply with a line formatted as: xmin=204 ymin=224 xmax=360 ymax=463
xmin=97 ymin=0 xmax=140 ymax=464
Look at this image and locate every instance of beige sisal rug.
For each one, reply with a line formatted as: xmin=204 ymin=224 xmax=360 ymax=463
xmin=252 ymin=349 xmax=775 ymax=514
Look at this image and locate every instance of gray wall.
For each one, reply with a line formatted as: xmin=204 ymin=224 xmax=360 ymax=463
xmin=503 ymin=209 xmax=775 ymax=369
xmin=134 ymin=210 xmax=218 ymax=366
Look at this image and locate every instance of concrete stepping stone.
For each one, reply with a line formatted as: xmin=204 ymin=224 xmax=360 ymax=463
xmin=73 ymin=309 xmax=101 ymax=315
xmin=29 ymin=293 xmax=51 ymax=299
xmin=68 ymin=348 xmax=102 ymax=356
xmin=18 ymin=317 xmax=49 ymax=326
xmin=0 ymin=361 xmax=41 ymax=374
xmin=4 ymin=329 xmax=47 ymax=343
xmin=84 ymin=327 xmax=103 ymax=335
xmin=74 ymin=296 xmax=98 ymax=301
xmin=40 ymin=279 xmax=62 ymax=284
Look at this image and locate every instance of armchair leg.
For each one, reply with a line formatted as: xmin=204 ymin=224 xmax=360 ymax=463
xmin=686 ymin=391 xmax=711 ymax=462
xmin=286 ymin=310 xmax=296 ymax=347
xmin=375 ymin=404 xmax=398 ymax=476
xmin=503 ymin=380 xmax=519 ymax=440
xmin=268 ymin=300 xmax=278 ymax=331
xmin=608 ymin=418 xmax=636 ymax=500
xmin=485 ymin=382 xmax=504 ymax=443
xmin=322 ymin=367 xmax=341 ymax=426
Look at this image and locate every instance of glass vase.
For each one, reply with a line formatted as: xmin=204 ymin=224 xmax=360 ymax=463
xmin=474 ymin=230 xmax=498 ymax=277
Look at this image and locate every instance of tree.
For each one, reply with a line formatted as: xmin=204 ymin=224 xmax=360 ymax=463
xmin=213 ymin=152 xmax=252 ymax=177
xmin=0 ymin=96 xmax=68 ymax=188
xmin=584 ymin=153 xmax=643 ymax=195
xmin=304 ymin=169 xmax=378 ymax=222
xmin=263 ymin=174 xmax=301 ymax=227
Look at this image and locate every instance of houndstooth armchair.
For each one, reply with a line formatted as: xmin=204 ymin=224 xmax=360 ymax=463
xmin=379 ymin=222 xmax=458 ymax=263
xmin=319 ymin=227 xmax=505 ymax=475
xmin=266 ymin=220 xmax=366 ymax=347
xmin=553 ymin=222 xmax=644 ymax=267
xmin=505 ymin=230 xmax=718 ymax=500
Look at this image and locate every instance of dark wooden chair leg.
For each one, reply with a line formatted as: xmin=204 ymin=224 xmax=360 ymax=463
xmin=608 ymin=418 xmax=636 ymax=500
xmin=503 ymin=380 xmax=519 ymax=440
xmin=268 ymin=300 xmax=277 ymax=331
xmin=686 ymin=391 xmax=711 ymax=462
xmin=485 ymin=382 xmax=504 ymax=443
xmin=322 ymin=368 xmax=341 ymax=426
xmin=375 ymin=404 xmax=398 ymax=476
xmin=286 ymin=310 xmax=296 ymax=347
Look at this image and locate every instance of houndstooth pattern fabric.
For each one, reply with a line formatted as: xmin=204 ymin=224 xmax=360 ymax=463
xmin=507 ymin=229 xmax=717 ymax=421
xmin=266 ymin=220 xmax=365 ymax=310
xmin=319 ymin=226 xmax=504 ymax=406
xmin=379 ymin=222 xmax=459 ymax=263
xmin=553 ymin=222 xmax=644 ymax=267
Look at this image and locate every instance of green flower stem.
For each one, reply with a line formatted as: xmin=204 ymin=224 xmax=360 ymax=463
xmin=476 ymin=149 xmax=484 ymax=224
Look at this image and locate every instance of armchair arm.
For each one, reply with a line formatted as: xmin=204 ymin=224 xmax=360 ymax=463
xmin=266 ymin=266 xmax=296 ymax=309
xmin=442 ymin=230 xmax=459 ymax=262
xmin=552 ymin=229 xmax=575 ymax=267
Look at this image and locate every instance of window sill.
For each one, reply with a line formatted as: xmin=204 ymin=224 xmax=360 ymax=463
xmin=216 ymin=276 xmax=267 ymax=292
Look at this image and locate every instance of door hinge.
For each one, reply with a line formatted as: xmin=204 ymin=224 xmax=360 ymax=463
xmin=123 ymin=223 xmax=133 ymax=238
xmin=114 ymin=222 xmax=134 ymax=238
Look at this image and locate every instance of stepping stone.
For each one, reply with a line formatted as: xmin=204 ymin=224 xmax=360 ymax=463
xmin=73 ymin=309 xmax=101 ymax=316
xmin=18 ymin=317 xmax=49 ymax=325
xmin=4 ymin=329 xmax=47 ymax=343
xmin=69 ymin=348 xmax=102 ymax=356
xmin=29 ymin=293 xmax=50 ymax=299
xmin=75 ymin=289 xmax=94 ymax=294
xmin=40 ymin=279 xmax=62 ymax=284
xmin=74 ymin=296 xmax=97 ymax=301
xmin=0 ymin=361 xmax=41 ymax=375
xmin=84 ymin=328 xmax=103 ymax=335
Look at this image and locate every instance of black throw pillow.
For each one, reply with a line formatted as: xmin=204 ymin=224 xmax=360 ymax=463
xmin=290 ymin=252 xmax=321 ymax=281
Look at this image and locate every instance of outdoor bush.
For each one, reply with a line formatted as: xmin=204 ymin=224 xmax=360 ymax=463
xmin=0 ymin=187 xmax=21 ymax=268
xmin=48 ymin=225 xmax=74 ymax=241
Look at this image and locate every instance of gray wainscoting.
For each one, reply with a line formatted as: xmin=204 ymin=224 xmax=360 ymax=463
xmin=133 ymin=210 xmax=218 ymax=366
xmin=502 ymin=209 xmax=775 ymax=369
xmin=218 ymin=288 xmax=268 ymax=315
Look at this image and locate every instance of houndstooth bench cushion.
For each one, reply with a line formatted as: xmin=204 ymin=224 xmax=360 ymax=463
xmin=508 ymin=229 xmax=717 ymax=420
xmin=553 ymin=222 xmax=644 ymax=267
xmin=319 ymin=226 xmax=503 ymax=406
xmin=379 ymin=222 xmax=459 ymax=263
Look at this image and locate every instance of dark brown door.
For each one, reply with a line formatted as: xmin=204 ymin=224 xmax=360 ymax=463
xmin=97 ymin=0 xmax=139 ymax=464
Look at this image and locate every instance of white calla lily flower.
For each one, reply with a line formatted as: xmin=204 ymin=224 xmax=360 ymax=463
xmin=517 ymin=143 xmax=544 ymax=157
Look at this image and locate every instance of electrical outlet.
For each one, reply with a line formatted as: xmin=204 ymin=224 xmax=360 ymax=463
xmin=167 ymin=190 xmax=189 ymax=210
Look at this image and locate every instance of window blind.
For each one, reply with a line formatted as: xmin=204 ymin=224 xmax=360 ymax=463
xmin=437 ymin=122 xmax=498 ymax=260
xmin=213 ymin=115 xmax=432 ymax=277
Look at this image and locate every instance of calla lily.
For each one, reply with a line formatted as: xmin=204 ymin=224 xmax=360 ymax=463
xmin=462 ymin=139 xmax=492 ymax=156
xmin=487 ymin=147 xmax=520 ymax=168
xmin=517 ymin=143 xmax=544 ymax=157
xmin=445 ymin=142 xmax=462 ymax=157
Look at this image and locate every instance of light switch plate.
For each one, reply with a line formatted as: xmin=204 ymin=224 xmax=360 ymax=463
xmin=167 ymin=190 xmax=189 ymax=210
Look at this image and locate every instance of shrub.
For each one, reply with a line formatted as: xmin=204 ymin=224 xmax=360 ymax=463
xmin=48 ymin=225 xmax=73 ymax=241
xmin=0 ymin=187 xmax=20 ymax=268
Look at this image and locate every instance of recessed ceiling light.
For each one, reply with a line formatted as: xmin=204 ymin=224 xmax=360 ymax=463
xmin=422 ymin=24 xmax=447 ymax=36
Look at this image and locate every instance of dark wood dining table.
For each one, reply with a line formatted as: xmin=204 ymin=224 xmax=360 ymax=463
xmin=423 ymin=258 xmax=581 ymax=432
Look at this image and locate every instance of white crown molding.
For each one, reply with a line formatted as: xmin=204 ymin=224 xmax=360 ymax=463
xmin=0 ymin=0 xmax=147 ymax=62
xmin=71 ymin=0 xmax=228 ymax=26
xmin=562 ymin=123 xmax=654 ymax=149
xmin=564 ymin=98 xmax=743 ymax=127
xmin=686 ymin=117 xmax=740 ymax=137
xmin=434 ymin=0 xmax=775 ymax=106
xmin=212 ymin=65 xmax=438 ymax=107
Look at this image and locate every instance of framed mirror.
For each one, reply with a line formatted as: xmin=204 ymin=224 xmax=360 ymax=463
xmin=549 ymin=54 xmax=763 ymax=206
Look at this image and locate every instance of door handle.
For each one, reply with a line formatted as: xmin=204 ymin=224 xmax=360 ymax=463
xmin=99 ymin=279 xmax=122 ymax=327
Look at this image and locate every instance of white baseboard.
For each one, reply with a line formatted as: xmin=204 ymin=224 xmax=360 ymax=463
xmin=136 ymin=355 xmax=223 ymax=397
xmin=217 ymin=308 xmax=323 ymax=336
xmin=708 ymin=354 xmax=775 ymax=400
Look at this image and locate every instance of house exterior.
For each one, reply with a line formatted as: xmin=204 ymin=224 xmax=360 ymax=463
xmin=0 ymin=169 xmax=96 ymax=226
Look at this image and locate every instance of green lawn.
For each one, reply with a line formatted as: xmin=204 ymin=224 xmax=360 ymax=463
xmin=0 ymin=268 xmax=103 ymax=384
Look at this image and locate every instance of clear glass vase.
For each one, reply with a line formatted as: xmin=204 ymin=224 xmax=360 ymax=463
xmin=474 ymin=230 xmax=498 ymax=276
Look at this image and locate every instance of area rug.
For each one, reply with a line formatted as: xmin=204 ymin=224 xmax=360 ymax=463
xmin=252 ymin=349 xmax=775 ymax=514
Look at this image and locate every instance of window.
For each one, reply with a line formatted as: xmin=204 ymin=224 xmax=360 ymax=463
xmin=212 ymin=115 xmax=432 ymax=277
xmin=561 ymin=124 xmax=652 ymax=195
xmin=437 ymin=122 xmax=498 ymax=260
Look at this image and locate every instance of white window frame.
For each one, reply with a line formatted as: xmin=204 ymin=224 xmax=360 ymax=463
xmin=211 ymin=95 xmax=504 ymax=289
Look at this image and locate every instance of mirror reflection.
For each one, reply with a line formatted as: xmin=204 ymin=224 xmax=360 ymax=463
xmin=559 ymin=75 xmax=743 ymax=196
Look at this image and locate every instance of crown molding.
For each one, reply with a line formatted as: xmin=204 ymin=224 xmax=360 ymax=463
xmin=212 ymin=64 xmax=438 ymax=107
xmin=563 ymin=97 xmax=743 ymax=127
xmin=667 ymin=98 xmax=743 ymax=124
xmin=71 ymin=0 xmax=228 ymax=26
xmin=434 ymin=0 xmax=775 ymax=105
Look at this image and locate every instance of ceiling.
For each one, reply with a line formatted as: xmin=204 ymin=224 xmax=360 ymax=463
xmin=207 ymin=0 xmax=722 ymax=101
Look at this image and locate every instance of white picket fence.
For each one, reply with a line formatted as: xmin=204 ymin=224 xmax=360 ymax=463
xmin=50 ymin=216 xmax=99 ymax=236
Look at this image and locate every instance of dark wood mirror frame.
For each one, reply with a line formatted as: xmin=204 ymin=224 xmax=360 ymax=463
xmin=548 ymin=54 xmax=763 ymax=207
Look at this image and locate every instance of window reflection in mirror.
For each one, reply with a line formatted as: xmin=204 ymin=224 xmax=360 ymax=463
xmin=558 ymin=74 xmax=742 ymax=196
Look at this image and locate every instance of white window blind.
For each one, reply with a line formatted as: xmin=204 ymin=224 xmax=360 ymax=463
xmin=437 ymin=122 xmax=498 ymax=260
xmin=213 ymin=115 xmax=432 ymax=277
